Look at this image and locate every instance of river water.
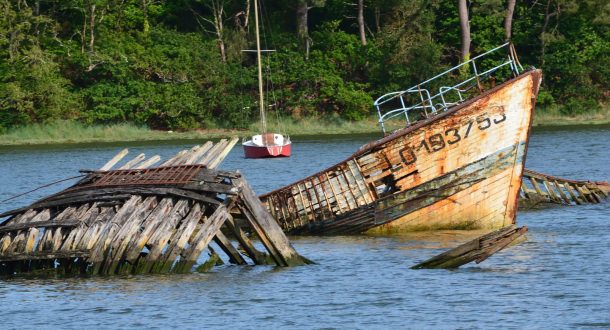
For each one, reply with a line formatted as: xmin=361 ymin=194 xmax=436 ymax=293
xmin=0 ymin=125 xmax=609 ymax=328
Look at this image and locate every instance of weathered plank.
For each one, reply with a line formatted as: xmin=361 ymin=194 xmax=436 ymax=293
xmin=0 ymin=250 xmax=90 ymax=262
xmin=233 ymin=174 xmax=305 ymax=267
xmin=213 ymin=231 xmax=247 ymax=265
xmin=151 ymin=202 xmax=204 ymax=273
xmin=100 ymin=149 xmax=128 ymax=170
xmin=173 ymin=204 xmax=230 ymax=273
xmin=412 ymin=225 xmax=528 ymax=269
xmin=135 ymin=199 xmax=190 ymax=273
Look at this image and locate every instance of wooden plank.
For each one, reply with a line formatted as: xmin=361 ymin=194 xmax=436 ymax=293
xmin=8 ymin=209 xmax=50 ymax=253
xmin=223 ymin=213 xmax=270 ymax=265
xmin=581 ymin=186 xmax=602 ymax=203
xmin=161 ymin=150 xmax=188 ymax=166
xmin=575 ymin=184 xmax=596 ymax=203
xmin=103 ymin=196 xmax=158 ymax=274
xmin=235 ymin=201 xmax=284 ymax=266
xmin=213 ymin=231 xmax=247 ymax=265
xmin=151 ymin=202 xmax=204 ymax=273
xmin=552 ymin=181 xmax=572 ymax=204
xmin=173 ymin=205 xmax=230 ymax=273
xmin=0 ymin=209 xmax=37 ymax=252
xmin=339 ymin=166 xmax=360 ymax=207
xmin=476 ymin=226 xmax=529 ymax=263
xmin=100 ymin=149 xmax=128 ymax=171
xmin=542 ymin=180 xmax=561 ymax=202
xmin=207 ymin=136 xmax=239 ymax=169
xmin=37 ymin=206 xmax=77 ymax=252
xmin=0 ymin=250 xmax=90 ymax=262
xmin=134 ymin=199 xmax=190 ymax=274
xmin=60 ymin=203 xmax=102 ymax=251
xmin=316 ymin=175 xmax=334 ymax=216
xmin=325 ymin=172 xmax=347 ymax=213
xmin=184 ymin=141 xmax=213 ymax=164
xmin=75 ymin=206 xmax=117 ymax=250
xmin=529 ymin=177 xmax=545 ymax=196
xmin=123 ymin=198 xmax=175 ymax=264
xmin=412 ymin=225 xmax=527 ymax=269
xmin=197 ymin=139 xmax=227 ymax=166
xmin=0 ymin=219 xmax=80 ymax=233
xmin=563 ymin=183 xmax=583 ymax=205
xmin=118 ymin=153 xmax=146 ymax=169
xmin=348 ymin=160 xmax=375 ymax=203
xmin=520 ymin=184 xmax=530 ymax=199
xmin=233 ymin=175 xmax=305 ymax=267
xmin=310 ymin=177 xmax=330 ymax=219
xmin=87 ymin=196 xmax=142 ymax=271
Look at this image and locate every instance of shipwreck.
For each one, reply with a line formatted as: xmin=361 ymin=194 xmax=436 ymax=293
xmin=0 ymin=138 xmax=309 ymax=276
xmin=260 ymin=43 xmax=543 ymax=235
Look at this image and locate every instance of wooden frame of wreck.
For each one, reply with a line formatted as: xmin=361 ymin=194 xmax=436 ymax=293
xmin=0 ymin=138 xmax=307 ymax=276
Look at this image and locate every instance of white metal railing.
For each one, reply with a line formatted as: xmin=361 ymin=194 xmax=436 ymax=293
xmin=374 ymin=43 xmax=525 ymax=134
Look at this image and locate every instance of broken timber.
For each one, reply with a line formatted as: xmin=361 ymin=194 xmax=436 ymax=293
xmin=0 ymin=137 xmax=307 ymax=276
xmin=519 ymin=169 xmax=610 ymax=209
xmin=411 ymin=224 xmax=528 ymax=269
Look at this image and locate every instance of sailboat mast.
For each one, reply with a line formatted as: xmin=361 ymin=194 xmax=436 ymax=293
xmin=254 ymin=0 xmax=266 ymax=134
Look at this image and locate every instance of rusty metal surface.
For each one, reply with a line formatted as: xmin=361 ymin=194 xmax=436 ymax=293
xmin=262 ymin=70 xmax=541 ymax=234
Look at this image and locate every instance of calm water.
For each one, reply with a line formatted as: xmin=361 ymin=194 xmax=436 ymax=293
xmin=0 ymin=125 xmax=609 ymax=328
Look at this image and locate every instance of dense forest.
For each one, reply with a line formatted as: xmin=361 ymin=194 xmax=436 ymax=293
xmin=1 ymin=0 xmax=608 ymax=133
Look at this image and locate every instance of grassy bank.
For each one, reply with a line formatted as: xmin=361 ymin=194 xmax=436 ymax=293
xmin=1 ymin=107 xmax=608 ymax=146
xmin=0 ymin=121 xmax=240 ymax=146
xmin=532 ymin=105 xmax=610 ymax=127
xmin=0 ymin=118 xmax=383 ymax=146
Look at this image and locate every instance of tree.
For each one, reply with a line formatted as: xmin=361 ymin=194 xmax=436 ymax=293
xmin=189 ymin=0 xmax=228 ymax=62
xmin=458 ymin=0 xmax=470 ymax=63
xmin=504 ymin=0 xmax=515 ymax=41
xmin=357 ymin=0 xmax=366 ymax=45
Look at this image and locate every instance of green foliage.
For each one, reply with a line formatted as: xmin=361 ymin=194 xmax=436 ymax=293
xmin=0 ymin=0 xmax=608 ymax=132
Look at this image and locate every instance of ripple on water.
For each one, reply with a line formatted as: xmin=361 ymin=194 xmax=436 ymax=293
xmin=0 ymin=129 xmax=609 ymax=327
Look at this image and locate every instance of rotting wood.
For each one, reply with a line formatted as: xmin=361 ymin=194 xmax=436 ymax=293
xmin=411 ymin=225 xmax=528 ymax=269
xmin=519 ymin=169 xmax=609 ymax=209
xmin=0 ymin=138 xmax=309 ymax=276
xmin=233 ymin=173 xmax=307 ymax=267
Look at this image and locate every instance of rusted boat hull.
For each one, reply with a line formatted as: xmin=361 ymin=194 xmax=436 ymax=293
xmin=260 ymin=70 xmax=542 ymax=235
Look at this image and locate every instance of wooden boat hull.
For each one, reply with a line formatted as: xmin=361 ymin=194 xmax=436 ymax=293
xmin=243 ymin=143 xmax=291 ymax=158
xmin=260 ymin=70 xmax=542 ymax=234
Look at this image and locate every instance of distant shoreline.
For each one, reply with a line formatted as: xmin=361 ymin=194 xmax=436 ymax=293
xmin=1 ymin=108 xmax=608 ymax=147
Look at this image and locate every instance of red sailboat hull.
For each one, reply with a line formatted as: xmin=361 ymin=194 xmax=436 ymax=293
xmin=243 ymin=143 xmax=291 ymax=158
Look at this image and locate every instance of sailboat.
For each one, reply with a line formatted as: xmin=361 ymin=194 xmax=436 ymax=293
xmin=242 ymin=0 xmax=291 ymax=158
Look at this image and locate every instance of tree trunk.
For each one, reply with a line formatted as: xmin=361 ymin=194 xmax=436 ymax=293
xmin=504 ymin=0 xmax=516 ymax=41
xmin=296 ymin=0 xmax=310 ymax=58
xmin=142 ymin=0 xmax=149 ymax=34
xmin=540 ymin=0 xmax=552 ymax=65
xmin=458 ymin=0 xmax=470 ymax=63
xmin=357 ymin=0 xmax=366 ymax=45
xmin=89 ymin=3 xmax=96 ymax=53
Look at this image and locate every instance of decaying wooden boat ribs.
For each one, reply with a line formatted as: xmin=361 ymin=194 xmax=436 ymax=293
xmin=519 ymin=169 xmax=609 ymax=209
xmin=0 ymin=138 xmax=308 ymax=276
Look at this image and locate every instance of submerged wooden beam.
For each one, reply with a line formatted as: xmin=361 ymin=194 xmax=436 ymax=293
xmin=411 ymin=225 xmax=528 ymax=269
